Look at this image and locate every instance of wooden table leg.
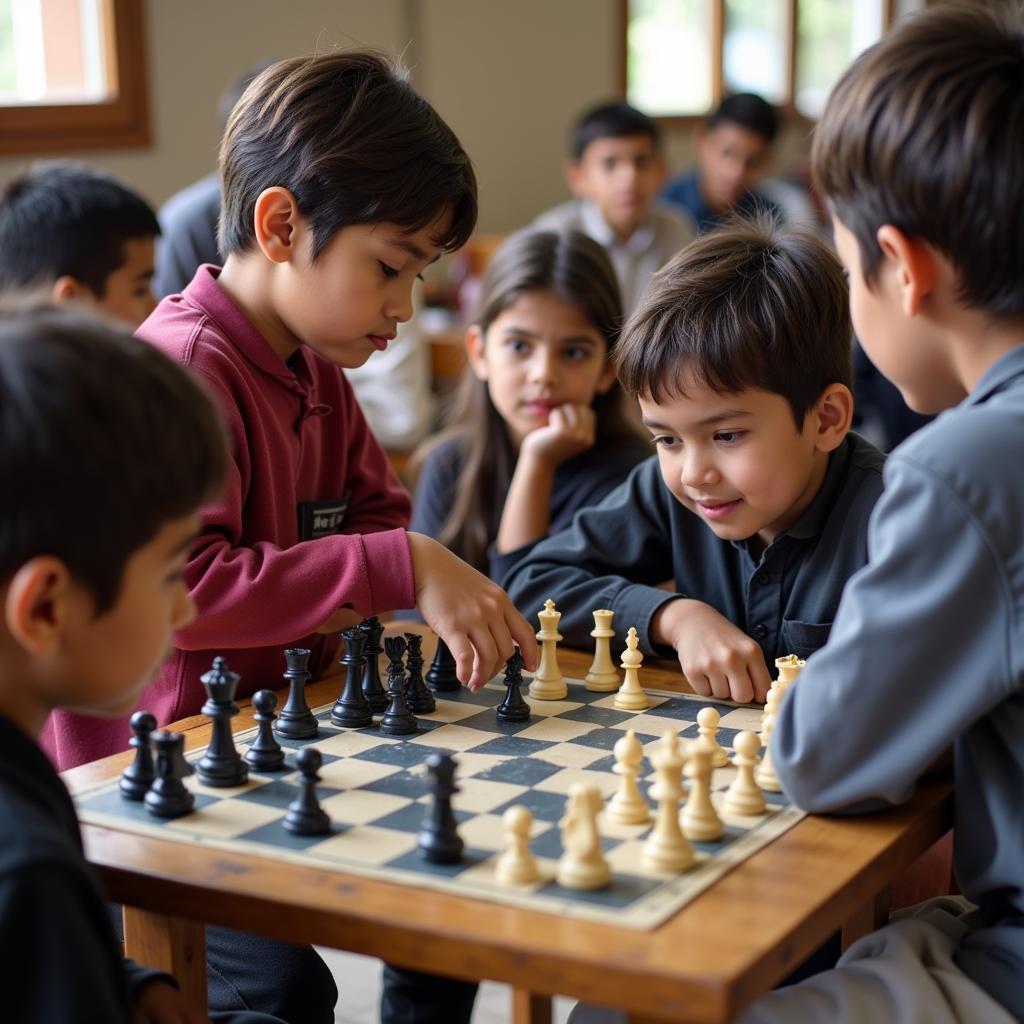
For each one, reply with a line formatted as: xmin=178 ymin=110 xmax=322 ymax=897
xmin=512 ymin=987 xmax=552 ymax=1024
xmin=123 ymin=906 xmax=207 ymax=1008
xmin=841 ymin=887 xmax=891 ymax=951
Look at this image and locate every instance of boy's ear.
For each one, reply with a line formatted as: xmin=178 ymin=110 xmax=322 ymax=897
xmin=4 ymin=557 xmax=77 ymax=656
xmin=565 ymin=159 xmax=588 ymax=199
xmin=875 ymin=225 xmax=937 ymax=317
xmin=51 ymin=276 xmax=95 ymax=305
xmin=252 ymin=187 xmax=303 ymax=265
xmin=464 ymin=325 xmax=488 ymax=381
xmin=809 ymin=383 xmax=853 ymax=453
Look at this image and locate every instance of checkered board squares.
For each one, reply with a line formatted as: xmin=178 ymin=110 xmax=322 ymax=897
xmin=73 ymin=678 xmax=804 ymax=930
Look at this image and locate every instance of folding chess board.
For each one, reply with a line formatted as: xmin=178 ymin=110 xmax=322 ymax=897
xmin=73 ymin=678 xmax=804 ymax=930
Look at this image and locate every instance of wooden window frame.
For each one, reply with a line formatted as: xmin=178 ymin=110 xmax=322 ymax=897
xmin=0 ymin=0 xmax=149 ymax=155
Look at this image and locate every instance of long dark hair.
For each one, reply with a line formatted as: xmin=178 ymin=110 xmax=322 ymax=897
xmin=415 ymin=227 xmax=639 ymax=569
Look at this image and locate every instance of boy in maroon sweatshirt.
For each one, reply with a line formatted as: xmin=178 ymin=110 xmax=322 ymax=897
xmin=45 ymin=52 xmax=537 ymax=771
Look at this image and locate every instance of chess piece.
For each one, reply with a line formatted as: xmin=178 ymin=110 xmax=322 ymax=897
xmin=681 ymin=744 xmax=724 ymax=841
xmin=556 ymin=784 xmax=611 ymax=890
xmin=613 ymin=627 xmax=649 ymax=711
xmin=404 ymin=632 xmax=436 ymax=714
xmin=642 ymin=731 xmax=694 ymax=872
xmin=605 ymin=729 xmax=650 ymax=825
xmin=529 ymin=599 xmax=567 ymax=700
xmin=144 ymin=731 xmax=195 ymax=819
xmin=331 ymin=626 xmax=373 ymax=728
xmin=756 ymin=655 xmax=803 ymax=794
xmin=425 ymin=636 xmax=460 ymax=692
xmin=696 ymin=706 xmax=729 ymax=769
xmin=723 ymin=731 xmax=767 ymax=817
xmin=380 ymin=635 xmax=418 ymax=736
xmin=196 ymin=657 xmax=248 ymax=787
xmin=494 ymin=805 xmax=540 ymax=886
xmin=496 ymin=649 xmax=531 ymax=723
xmin=584 ymin=608 xmax=620 ymax=692
xmin=276 ymin=648 xmax=318 ymax=740
xmin=359 ymin=617 xmax=389 ymax=713
xmin=283 ymin=747 xmax=331 ymax=836
xmin=419 ymin=751 xmax=464 ymax=864
xmin=120 ymin=710 xmax=157 ymax=800
xmin=244 ymin=690 xmax=287 ymax=772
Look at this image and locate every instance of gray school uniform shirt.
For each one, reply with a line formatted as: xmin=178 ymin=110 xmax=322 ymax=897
xmin=503 ymin=432 xmax=886 ymax=666
xmin=772 ymin=346 xmax=1024 ymax=1020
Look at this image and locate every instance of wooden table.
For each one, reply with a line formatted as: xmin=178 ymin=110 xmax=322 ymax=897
xmin=65 ymin=627 xmax=952 ymax=1024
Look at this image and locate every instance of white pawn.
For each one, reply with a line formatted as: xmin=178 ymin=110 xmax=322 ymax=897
xmin=681 ymin=744 xmax=724 ymax=841
xmin=723 ymin=731 xmax=766 ymax=817
xmin=613 ymin=627 xmax=649 ymax=711
xmin=642 ymin=731 xmax=694 ymax=872
xmin=529 ymin=599 xmax=567 ymax=700
xmin=557 ymin=784 xmax=611 ymax=890
xmin=605 ymin=729 xmax=650 ymax=826
xmin=585 ymin=609 xmax=620 ymax=692
xmin=696 ymin=706 xmax=729 ymax=769
xmin=495 ymin=805 xmax=541 ymax=886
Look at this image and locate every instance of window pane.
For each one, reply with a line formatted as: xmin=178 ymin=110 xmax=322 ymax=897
xmin=627 ymin=0 xmax=712 ymax=117
xmin=796 ymin=0 xmax=884 ymax=117
xmin=724 ymin=0 xmax=787 ymax=105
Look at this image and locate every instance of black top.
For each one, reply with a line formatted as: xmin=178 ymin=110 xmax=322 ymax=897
xmin=503 ymin=433 xmax=886 ymax=665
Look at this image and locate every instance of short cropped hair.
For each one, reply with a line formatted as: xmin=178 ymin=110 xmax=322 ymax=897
xmin=0 ymin=303 xmax=226 ymax=613
xmin=0 ymin=162 xmax=159 ymax=298
xmin=812 ymin=2 xmax=1024 ymax=317
xmin=219 ymin=50 xmax=477 ymax=260
xmin=708 ymin=92 xmax=778 ymax=144
xmin=571 ymin=101 xmax=660 ymax=160
xmin=616 ymin=216 xmax=851 ymax=428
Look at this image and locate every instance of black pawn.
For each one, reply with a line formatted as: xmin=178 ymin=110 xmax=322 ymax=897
xmin=496 ymin=649 xmax=531 ymax=723
xmin=418 ymin=751 xmax=463 ymax=864
xmin=144 ymin=731 xmax=195 ymax=819
xmin=425 ymin=637 xmax=460 ymax=692
xmin=359 ymin=617 xmax=389 ymax=713
xmin=379 ymin=635 xmax=418 ymax=736
xmin=120 ymin=710 xmax=157 ymax=800
xmin=284 ymin=747 xmax=331 ymax=836
xmin=404 ymin=632 xmax=436 ymax=714
xmin=197 ymin=657 xmax=248 ymax=787
xmin=331 ymin=627 xmax=373 ymax=728
xmin=276 ymin=647 xmax=318 ymax=740
xmin=245 ymin=690 xmax=286 ymax=771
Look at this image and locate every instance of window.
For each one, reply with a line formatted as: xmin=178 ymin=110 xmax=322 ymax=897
xmin=0 ymin=0 xmax=149 ymax=154
xmin=623 ymin=0 xmax=893 ymax=120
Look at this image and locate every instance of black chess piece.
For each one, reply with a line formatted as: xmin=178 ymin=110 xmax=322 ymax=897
xmin=331 ymin=626 xmax=373 ymax=728
xmin=359 ymin=617 xmax=389 ymax=713
xmin=425 ymin=637 xmax=459 ymax=692
xmin=275 ymin=647 xmax=318 ymax=740
xmin=196 ymin=656 xmax=249 ymax=788
xmin=496 ymin=649 xmax=531 ymax=723
xmin=120 ymin=710 xmax=157 ymax=800
xmin=244 ymin=690 xmax=287 ymax=771
xmin=379 ymin=635 xmax=417 ymax=736
xmin=418 ymin=751 xmax=463 ymax=864
xmin=403 ymin=632 xmax=436 ymax=714
xmin=283 ymin=747 xmax=331 ymax=836
xmin=144 ymin=731 xmax=195 ymax=819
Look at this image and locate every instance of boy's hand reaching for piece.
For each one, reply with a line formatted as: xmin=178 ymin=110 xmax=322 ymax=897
xmin=408 ymin=532 xmax=538 ymax=690
xmin=652 ymin=598 xmax=772 ymax=704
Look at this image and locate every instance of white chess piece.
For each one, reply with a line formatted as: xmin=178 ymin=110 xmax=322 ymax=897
xmin=529 ymin=599 xmax=568 ymax=700
xmin=585 ymin=609 xmax=620 ymax=692
xmin=495 ymin=805 xmax=541 ymax=886
xmin=557 ymin=784 xmax=611 ymax=890
xmin=681 ymin=744 xmax=724 ymax=841
xmin=696 ymin=706 xmax=729 ymax=768
xmin=606 ymin=729 xmax=650 ymax=826
xmin=642 ymin=731 xmax=694 ymax=872
xmin=756 ymin=654 xmax=804 ymax=792
xmin=723 ymin=731 xmax=766 ymax=817
xmin=613 ymin=627 xmax=649 ymax=711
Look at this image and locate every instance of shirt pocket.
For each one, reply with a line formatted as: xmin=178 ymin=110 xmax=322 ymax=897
xmin=779 ymin=619 xmax=833 ymax=660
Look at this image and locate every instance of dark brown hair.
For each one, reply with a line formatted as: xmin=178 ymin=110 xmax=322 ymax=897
xmin=616 ymin=215 xmax=851 ymax=428
xmin=812 ymin=1 xmax=1024 ymax=316
xmin=219 ymin=51 xmax=477 ymax=260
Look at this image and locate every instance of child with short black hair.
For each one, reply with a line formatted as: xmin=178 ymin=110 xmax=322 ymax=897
xmin=0 ymin=302 xmax=284 ymax=1024
xmin=506 ymin=215 xmax=885 ymax=704
xmin=0 ymin=161 xmax=159 ymax=326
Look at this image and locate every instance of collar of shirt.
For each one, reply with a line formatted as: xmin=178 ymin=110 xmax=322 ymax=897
xmin=578 ymin=200 xmax=656 ymax=254
xmin=963 ymin=343 xmax=1024 ymax=407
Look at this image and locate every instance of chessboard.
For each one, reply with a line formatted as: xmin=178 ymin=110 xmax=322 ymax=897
xmin=73 ymin=678 xmax=804 ymax=931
